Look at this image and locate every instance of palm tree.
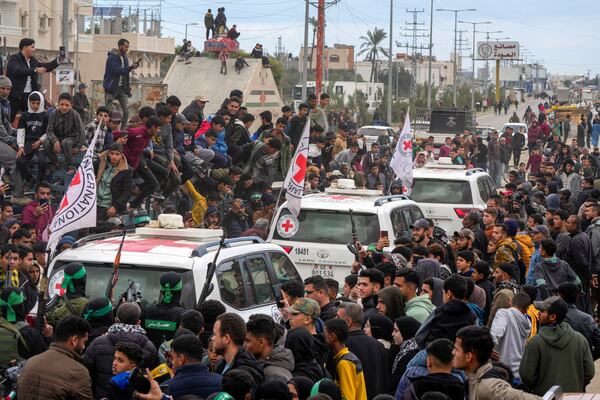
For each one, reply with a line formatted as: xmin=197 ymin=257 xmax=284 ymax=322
xmin=358 ymin=28 xmax=389 ymax=83
xmin=308 ymin=17 xmax=325 ymax=73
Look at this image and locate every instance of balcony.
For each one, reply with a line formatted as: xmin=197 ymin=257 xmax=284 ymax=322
xmin=0 ymin=25 xmax=23 ymax=36
xmin=75 ymin=0 xmax=93 ymax=6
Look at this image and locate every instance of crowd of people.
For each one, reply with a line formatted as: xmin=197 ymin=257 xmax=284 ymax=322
xmin=1 ymin=34 xmax=600 ymax=400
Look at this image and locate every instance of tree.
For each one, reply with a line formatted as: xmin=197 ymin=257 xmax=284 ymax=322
xmin=358 ymin=28 xmax=388 ymax=83
xmin=308 ymin=17 xmax=318 ymax=72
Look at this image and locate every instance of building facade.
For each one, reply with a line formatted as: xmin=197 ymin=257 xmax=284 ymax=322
xmin=299 ymin=44 xmax=355 ymax=73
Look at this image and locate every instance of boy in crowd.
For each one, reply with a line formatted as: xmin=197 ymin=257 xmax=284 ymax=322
xmin=44 ymin=92 xmax=86 ymax=170
xmin=85 ymin=106 xmax=113 ymax=160
xmin=14 ymin=91 xmax=48 ymax=204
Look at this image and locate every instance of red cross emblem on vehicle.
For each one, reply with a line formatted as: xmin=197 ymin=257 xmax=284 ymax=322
xmin=281 ymin=219 xmax=295 ymax=233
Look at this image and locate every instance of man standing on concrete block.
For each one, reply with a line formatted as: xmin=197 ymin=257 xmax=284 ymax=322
xmin=103 ymin=38 xmax=138 ymax=129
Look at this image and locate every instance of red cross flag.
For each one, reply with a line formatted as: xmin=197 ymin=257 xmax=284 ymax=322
xmin=390 ymin=111 xmax=414 ymax=195
xmin=46 ymin=129 xmax=100 ymax=254
xmin=283 ymin=117 xmax=311 ymax=218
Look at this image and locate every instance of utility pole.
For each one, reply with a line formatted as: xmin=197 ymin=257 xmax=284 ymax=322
xmin=314 ymin=0 xmax=341 ymax=96
xmin=436 ymin=8 xmax=475 ymax=107
xmin=387 ymin=0 xmax=393 ymax=124
xmin=398 ymin=9 xmax=427 ymax=99
xmin=458 ymin=20 xmax=491 ymax=113
xmin=61 ymin=0 xmax=70 ymax=93
xmin=315 ymin=0 xmax=325 ymax=95
xmin=301 ymin=0 xmax=309 ymax=101
xmin=427 ymin=0 xmax=434 ymax=114
xmin=454 ymin=29 xmax=470 ymax=95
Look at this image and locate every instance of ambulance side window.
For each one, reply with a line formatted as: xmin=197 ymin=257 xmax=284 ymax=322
xmin=216 ymin=259 xmax=249 ymax=309
xmin=390 ymin=208 xmax=409 ymax=239
xmin=269 ymin=252 xmax=301 ymax=282
xmin=245 ymin=255 xmax=275 ymax=305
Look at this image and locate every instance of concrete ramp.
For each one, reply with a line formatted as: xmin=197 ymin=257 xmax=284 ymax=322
xmin=163 ymin=57 xmax=283 ymax=121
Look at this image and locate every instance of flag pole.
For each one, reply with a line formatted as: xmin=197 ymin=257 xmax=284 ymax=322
xmin=388 ymin=108 xmax=412 ymax=195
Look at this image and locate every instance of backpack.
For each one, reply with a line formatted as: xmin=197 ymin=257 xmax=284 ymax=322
xmin=0 ymin=318 xmax=29 ymax=366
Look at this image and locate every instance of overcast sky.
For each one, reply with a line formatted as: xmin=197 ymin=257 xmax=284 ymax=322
xmin=159 ymin=0 xmax=598 ymax=76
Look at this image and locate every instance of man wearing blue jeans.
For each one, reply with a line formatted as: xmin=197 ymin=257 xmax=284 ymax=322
xmin=103 ymin=38 xmax=138 ymax=129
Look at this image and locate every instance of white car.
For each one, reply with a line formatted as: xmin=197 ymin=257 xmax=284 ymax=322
xmin=499 ymin=123 xmax=529 ymax=150
xmin=411 ymin=162 xmax=496 ymax=234
xmin=358 ymin=125 xmax=396 ymax=149
xmin=268 ymin=185 xmax=424 ymax=282
xmin=46 ymin=227 xmax=301 ymax=321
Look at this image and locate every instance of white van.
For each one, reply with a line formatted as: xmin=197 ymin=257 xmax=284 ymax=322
xmin=411 ymin=163 xmax=496 ymax=234
xmin=268 ymin=186 xmax=424 ymax=282
xmin=46 ymin=227 xmax=301 ymax=321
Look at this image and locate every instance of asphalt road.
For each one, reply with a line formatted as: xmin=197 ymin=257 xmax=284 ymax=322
xmin=476 ymin=97 xmax=542 ymax=130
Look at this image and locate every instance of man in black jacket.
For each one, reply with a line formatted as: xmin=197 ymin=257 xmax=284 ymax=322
xmin=558 ymin=282 xmax=600 ymax=359
xmin=214 ymin=313 xmax=264 ymax=388
xmin=95 ymin=143 xmax=133 ymax=220
xmin=84 ymin=302 xmax=157 ymax=399
xmin=564 ymin=215 xmax=593 ymax=313
xmin=6 ymin=38 xmax=58 ymax=120
xmin=288 ymin=103 xmax=309 ymax=149
xmin=337 ymin=301 xmax=387 ymax=398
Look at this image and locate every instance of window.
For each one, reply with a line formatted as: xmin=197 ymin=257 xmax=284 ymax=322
xmin=477 ymin=177 xmax=490 ymax=202
xmin=39 ymin=16 xmax=47 ymax=31
xmin=216 ymin=259 xmax=248 ymax=309
xmin=246 ymin=256 xmax=274 ymax=305
xmin=410 ymin=179 xmax=473 ymax=204
xmin=273 ymin=209 xmax=380 ymax=245
xmin=49 ymin=261 xmax=196 ymax=309
xmin=390 ymin=208 xmax=408 ymax=239
xmin=335 ymin=85 xmax=344 ymax=95
xmin=269 ymin=252 xmax=301 ymax=282
xmin=329 ymin=55 xmax=340 ymax=63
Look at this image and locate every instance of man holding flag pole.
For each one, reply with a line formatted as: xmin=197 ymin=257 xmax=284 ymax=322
xmin=390 ymin=111 xmax=414 ymax=195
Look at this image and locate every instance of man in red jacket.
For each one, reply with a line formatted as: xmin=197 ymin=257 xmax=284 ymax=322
xmin=22 ymin=182 xmax=54 ymax=241
xmin=112 ymin=115 xmax=160 ymax=209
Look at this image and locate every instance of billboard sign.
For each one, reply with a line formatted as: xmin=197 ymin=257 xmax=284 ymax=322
xmin=477 ymin=41 xmax=519 ymax=61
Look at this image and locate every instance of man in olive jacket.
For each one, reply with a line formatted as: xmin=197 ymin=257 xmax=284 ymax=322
xmin=519 ymin=297 xmax=595 ymax=395
xmin=18 ymin=315 xmax=93 ymax=399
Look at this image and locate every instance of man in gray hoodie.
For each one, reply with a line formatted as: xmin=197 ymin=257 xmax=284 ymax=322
xmin=534 ymin=239 xmax=580 ymax=297
xmin=244 ymin=315 xmax=294 ymax=382
xmin=490 ymin=292 xmax=531 ymax=381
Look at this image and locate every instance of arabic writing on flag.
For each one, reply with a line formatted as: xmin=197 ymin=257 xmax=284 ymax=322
xmin=47 ymin=131 xmax=100 ymax=254
xmin=283 ymin=118 xmax=311 ymax=218
xmin=390 ymin=111 xmax=414 ymax=195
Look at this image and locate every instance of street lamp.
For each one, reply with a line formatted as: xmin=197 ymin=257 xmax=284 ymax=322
xmin=185 ymin=22 xmax=199 ymax=41
xmin=436 ymin=8 xmax=476 ymax=107
xmin=458 ymin=20 xmax=491 ymax=112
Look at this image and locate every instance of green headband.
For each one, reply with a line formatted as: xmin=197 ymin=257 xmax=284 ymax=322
xmin=310 ymin=378 xmax=332 ymax=397
xmin=84 ymin=301 xmax=113 ymax=321
xmin=61 ymin=266 xmax=86 ymax=294
xmin=0 ymin=291 xmax=25 ymax=323
xmin=160 ymin=280 xmax=182 ymax=304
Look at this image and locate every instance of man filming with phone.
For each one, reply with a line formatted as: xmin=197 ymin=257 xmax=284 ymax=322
xmin=21 ymin=182 xmax=54 ymax=241
xmin=103 ymin=38 xmax=139 ymax=129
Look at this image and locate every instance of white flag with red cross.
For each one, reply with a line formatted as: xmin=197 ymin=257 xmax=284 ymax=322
xmin=283 ymin=117 xmax=311 ymax=218
xmin=46 ymin=131 xmax=100 ymax=254
xmin=390 ymin=111 xmax=414 ymax=195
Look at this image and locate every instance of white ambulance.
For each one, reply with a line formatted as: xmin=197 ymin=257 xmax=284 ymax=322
xmin=46 ymin=224 xmax=301 ymax=321
xmin=268 ymin=185 xmax=424 ymax=282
